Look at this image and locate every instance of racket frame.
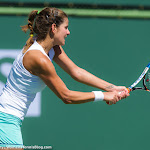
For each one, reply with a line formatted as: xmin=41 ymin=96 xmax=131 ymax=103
xmin=128 ymin=63 xmax=150 ymax=92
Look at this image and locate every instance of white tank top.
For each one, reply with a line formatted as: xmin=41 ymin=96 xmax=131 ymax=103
xmin=0 ymin=41 xmax=55 ymax=120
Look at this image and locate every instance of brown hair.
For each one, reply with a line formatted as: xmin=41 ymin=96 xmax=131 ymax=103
xmin=21 ymin=7 xmax=68 ymax=53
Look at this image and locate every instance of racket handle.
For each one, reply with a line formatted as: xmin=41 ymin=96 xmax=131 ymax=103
xmin=127 ymin=88 xmax=131 ymax=93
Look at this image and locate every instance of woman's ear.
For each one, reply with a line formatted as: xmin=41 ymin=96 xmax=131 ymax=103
xmin=49 ymin=23 xmax=57 ymax=38
xmin=51 ymin=23 xmax=57 ymax=33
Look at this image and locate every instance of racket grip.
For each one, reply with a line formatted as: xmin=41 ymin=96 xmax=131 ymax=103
xmin=127 ymin=88 xmax=131 ymax=93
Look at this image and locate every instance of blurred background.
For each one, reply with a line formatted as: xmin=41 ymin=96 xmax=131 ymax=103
xmin=0 ymin=0 xmax=150 ymax=150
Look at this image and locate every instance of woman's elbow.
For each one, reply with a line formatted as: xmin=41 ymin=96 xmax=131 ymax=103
xmin=62 ymin=100 xmax=72 ymax=104
xmin=60 ymin=91 xmax=73 ymax=104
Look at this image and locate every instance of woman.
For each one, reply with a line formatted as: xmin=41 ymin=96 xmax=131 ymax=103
xmin=0 ymin=7 xmax=129 ymax=149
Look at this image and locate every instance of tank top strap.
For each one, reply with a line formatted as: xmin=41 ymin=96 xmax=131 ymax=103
xmin=23 ymin=40 xmax=49 ymax=58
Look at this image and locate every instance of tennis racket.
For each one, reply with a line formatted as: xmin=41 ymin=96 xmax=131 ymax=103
xmin=107 ymin=63 xmax=150 ymax=105
xmin=127 ymin=63 xmax=150 ymax=92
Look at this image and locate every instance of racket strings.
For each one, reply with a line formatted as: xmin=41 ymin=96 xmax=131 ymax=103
xmin=145 ymin=70 xmax=150 ymax=91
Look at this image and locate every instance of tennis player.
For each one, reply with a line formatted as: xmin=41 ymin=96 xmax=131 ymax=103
xmin=0 ymin=7 xmax=129 ymax=149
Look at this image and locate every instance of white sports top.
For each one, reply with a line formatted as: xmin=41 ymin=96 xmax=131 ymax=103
xmin=0 ymin=41 xmax=55 ymax=120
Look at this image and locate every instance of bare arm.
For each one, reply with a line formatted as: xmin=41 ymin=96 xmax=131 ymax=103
xmin=23 ymin=50 xmax=121 ymax=104
xmin=53 ymin=46 xmax=121 ymax=92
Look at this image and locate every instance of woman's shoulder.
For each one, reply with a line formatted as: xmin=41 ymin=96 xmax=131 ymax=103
xmin=23 ymin=50 xmax=52 ymax=75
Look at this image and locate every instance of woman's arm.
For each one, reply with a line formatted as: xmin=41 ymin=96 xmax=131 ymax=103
xmin=23 ymin=50 xmax=122 ymax=104
xmin=53 ymin=46 xmax=128 ymax=93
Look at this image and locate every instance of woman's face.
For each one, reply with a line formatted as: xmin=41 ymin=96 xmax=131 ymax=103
xmin=54 ymin=17 xmax=70 ymax=46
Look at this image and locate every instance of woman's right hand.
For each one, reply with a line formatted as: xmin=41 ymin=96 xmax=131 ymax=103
xmin=103 ymin=91 xmax=122 ymax=105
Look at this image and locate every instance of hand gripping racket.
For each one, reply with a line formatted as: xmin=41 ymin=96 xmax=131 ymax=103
xmin=127 ymin=63 xmax=150 ymax=93
xmin=107 ymin=63 xmax=150 ymax=105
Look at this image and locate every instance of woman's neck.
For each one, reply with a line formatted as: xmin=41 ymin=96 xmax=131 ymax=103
xmin=37 ymin=38 xmax=54 ymax=55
